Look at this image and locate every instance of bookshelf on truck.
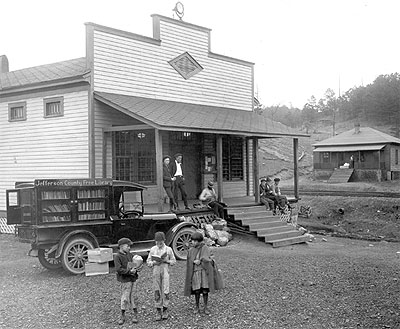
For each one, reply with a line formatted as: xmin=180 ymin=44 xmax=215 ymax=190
xmin=6 ymin=179 xmax=197 ymax=275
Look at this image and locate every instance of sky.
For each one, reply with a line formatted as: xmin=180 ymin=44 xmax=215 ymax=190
xmin=1 ymin=0 xmax=399 ymax=108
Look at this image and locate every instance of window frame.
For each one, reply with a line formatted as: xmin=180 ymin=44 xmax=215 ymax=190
xmin=8 ymin=101 xmax=27 ymax=122
xmin=222 ymin=136 xmax=244 ymax=181
xmin=43 ymin=96 xmax=64 ymax=118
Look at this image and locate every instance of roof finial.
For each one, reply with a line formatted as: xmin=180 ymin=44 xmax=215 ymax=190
xmin=173 ymin=2 xmax=184 ymax=20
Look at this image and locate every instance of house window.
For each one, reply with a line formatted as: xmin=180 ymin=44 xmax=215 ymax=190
xmin=114 ymin=130 xmax=156 ymax=185
xmin=8 ymin=102 xmax=27 ymax=121
xmin=322 ymin=152 xmax=330 ymax=163
xmin=396 ymin=150 xmax=399 ymax=165
xmin=222 ymin=136 xmax=244 ymax=181
xmin=44 ymin=97 xmax=64 ymax=117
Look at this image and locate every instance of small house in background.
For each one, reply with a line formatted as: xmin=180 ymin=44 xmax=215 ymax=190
xmin=313 ymin=124 xmax=400 ymax=182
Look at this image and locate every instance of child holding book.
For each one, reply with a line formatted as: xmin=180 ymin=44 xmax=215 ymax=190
xmin=184 ymin=232 xmax=216 ymax=315
xmin=147 ymin=231 xmax=176 ymax=321
xmin=114 ymin=237 xmax=143 ymax=325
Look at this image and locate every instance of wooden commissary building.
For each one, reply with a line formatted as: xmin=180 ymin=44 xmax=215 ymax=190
xmin=0 ymin=14 xmax=307 ymax=212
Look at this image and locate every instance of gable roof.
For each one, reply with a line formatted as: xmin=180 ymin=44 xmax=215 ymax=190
xmin=313 ymin=127 xmax=400 ymax=147
xmin=0 ymin=57 xmax=87 ymax=92
xmin=95 ymin=92 xmax=308 ymax=138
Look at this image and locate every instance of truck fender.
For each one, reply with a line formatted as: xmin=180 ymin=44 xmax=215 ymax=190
xmin=165 ymin=221 xmax=197 ymax=246
xmin=55 ymin=230 xmax=99 ymax=258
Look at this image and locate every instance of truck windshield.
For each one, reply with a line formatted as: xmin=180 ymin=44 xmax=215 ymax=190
xmin=119 ymin=190 xmax=142 ymax=213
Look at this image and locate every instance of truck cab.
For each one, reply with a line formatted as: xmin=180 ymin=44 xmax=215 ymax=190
xmin=6 ymin=178 xmax=197 ymax=275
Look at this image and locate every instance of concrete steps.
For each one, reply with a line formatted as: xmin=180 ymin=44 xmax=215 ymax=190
xmin=227 ymin=205 xmax=307 ymax=248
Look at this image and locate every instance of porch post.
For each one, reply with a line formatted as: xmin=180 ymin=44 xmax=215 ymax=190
xmin=216 ymin=135 xmax=223 ymax=202
xmin=155 ymin=129 xmax=164 ymax=212
xmin=253 ymin=138 xmax=260 ymax=203
xmin=102 ymin=130 xmax=107 ymax=178
xmin=293 ymin=138 xmax=299 ymax=199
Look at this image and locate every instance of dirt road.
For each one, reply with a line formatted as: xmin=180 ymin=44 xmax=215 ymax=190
xmin=1 ymin=233 xmax=399 ymax=329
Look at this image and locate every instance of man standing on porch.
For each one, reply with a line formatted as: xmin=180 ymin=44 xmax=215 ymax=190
xmin=171 ymin=153 xmax=190 ymax=210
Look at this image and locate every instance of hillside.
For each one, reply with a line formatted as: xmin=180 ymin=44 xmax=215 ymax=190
xmin=258 ymin=121 xmax=396 ymax=181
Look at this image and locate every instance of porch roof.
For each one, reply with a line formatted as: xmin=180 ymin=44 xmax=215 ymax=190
xmin=94 ymin=92 xmax=308 ymax=138
xmin=313 ymin=144 xmax=386 ymax=152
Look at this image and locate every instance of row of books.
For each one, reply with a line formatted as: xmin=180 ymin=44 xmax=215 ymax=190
xmin=42 ymin=215 xmax=71 ymax=223
xmin=78 ymin=213 xmax=105 ymax=221
xmin=78 ymin=201 xmax=105 ymax=211
xmin=42 ymin=204 xmax=70 ymax=213
xmin=77 ymin=189 xmax=106 ymax=199
xmin=41 ymin=191 xmax=70 ymax=200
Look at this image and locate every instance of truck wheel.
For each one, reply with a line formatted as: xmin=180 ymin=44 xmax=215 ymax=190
xmin=38 ymin=249 xmax=62 ymax=270
xmin=61 ymin=236 xmax=94 ymax=275
xmin=171 ymin=227 xmax=195 ymax=260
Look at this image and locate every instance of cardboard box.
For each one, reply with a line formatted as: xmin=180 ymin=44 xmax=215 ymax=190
xmin=85 ymin=261 xmax=109 ymax=276
xmin=87 ymin=247 xmax=113 ymax=263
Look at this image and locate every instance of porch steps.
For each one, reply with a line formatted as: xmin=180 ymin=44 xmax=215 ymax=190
xmin=227 ymin=205 xmax=307 ymax=248
xmin=329 ymin=168 xmax=354 ymax=183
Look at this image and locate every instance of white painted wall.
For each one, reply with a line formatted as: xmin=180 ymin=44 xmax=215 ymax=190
xmin=0 ymin=90 xmax=90 ymax=210
xmin=91 ymin=16 xmax=253 ymax=111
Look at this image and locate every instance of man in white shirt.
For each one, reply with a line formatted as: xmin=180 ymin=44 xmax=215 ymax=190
xmin=171 ymin=153 xmax=190 ymax=210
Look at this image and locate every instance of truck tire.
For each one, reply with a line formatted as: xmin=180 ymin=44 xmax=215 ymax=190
xmin=171 ymin=227 xmax=195 ymax=260
xmin=61 ymin=236 xmax=94 ymax=275
xmin=38 ymin=248 xmax=62 ymax=270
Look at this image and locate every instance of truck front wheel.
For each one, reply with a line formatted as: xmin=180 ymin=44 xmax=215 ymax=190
xmin=61 ymin=236 xmax=94 ymax=275
xmin=38 ymin=248 xmax=62 ymax=270
xmin=171 ymin=227 xmax=195 ymax=260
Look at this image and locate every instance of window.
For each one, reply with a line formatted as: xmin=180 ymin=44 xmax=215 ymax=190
xmin=9 ymin=102 xmax=27 ymax=121
xmin=396 ymin=149 xmax=399 ymax=165
xmin=114 ymin=130 xmax=156 ymax=185
xmin=322 ymin=152 xmax=330 ymax=163
xmin=222 ymin=136 xmax=244 ymax=181
xmin=44 ymin=96 xmax=63 ymax=117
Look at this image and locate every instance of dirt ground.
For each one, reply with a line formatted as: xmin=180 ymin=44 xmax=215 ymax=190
xmin=1 ymin=231 xmax=400 ymax=329
xmin=281 ymin=178 xmax=400 ymax=242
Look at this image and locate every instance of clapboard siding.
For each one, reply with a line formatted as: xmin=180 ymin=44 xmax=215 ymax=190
xmin=91 ymin=17 xmax=253 ymax=111
xmin=93 ymin=100 xmax=148 ymax=178
xmin=0 ymin=90 xmax=90 ymax=210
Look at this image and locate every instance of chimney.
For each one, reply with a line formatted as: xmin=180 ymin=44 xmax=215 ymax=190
xmin=0 ymin=55 xmax=9 ymax=73
xmin=354 ymin=123 xmax=360 ymax=134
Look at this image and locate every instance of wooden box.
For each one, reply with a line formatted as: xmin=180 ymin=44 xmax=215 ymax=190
xmin=85 ymin=261 xmax=109 ymax=276
xmin=88 ymin=248 xmax=113 ymax=263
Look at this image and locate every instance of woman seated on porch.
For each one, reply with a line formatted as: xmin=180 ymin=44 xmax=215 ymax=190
xmin=199 ymin=181 xmax=226 ymax=219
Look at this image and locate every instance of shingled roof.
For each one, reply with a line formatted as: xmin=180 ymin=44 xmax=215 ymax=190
xmin=95 ymin=91 xmax=308 ymax=138
xmin=313 ymin=127 xmax=400 ymax=147
xmin=0 ymin=57 xmax=87 ymax=91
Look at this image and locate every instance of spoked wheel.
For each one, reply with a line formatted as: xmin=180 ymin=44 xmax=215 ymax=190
xmin=61 ymin=236 xmax=94 ymax=275
xmin=171 ymin=227 xmax=195 ymax=260
xmin=38 ymin=248 xmax=62 ymax=270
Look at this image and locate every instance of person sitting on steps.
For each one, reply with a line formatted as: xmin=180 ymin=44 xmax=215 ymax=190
xmin=259 ymin=177 xmax=275 ymax=212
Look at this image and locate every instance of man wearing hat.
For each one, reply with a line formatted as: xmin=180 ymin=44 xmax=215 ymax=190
xmin=199 ymin=180 xmax=226 ymax=219
xmin=162 ymin=155 xmax=177 ymax=211
xmin=259 ymin=177 xmax=275 ymax=211
xmin=273 ymin=177 xmax=288 ymax=210
xmin=170 ymin=153 xmax=190 ymax=210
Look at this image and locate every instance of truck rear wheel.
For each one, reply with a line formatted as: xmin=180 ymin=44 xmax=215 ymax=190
xmin=171 ymin=227 xmax=195 ymax=260
xmin=38 ymin=248 xmax=62 ymax=270
xmin=61 ymin=236 xmax=94 ymax=275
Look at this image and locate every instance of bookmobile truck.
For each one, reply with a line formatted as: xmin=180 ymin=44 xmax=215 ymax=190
xmin=6 ymin=178 xmax=203 ymax=275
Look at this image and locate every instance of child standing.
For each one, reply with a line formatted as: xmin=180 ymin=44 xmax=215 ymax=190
xmin=114 ymin=237 xmax=142 ymax=325
xmin=184 ymin=232 xmax=216 ymax=315
xmin=147 ymin=231 xmax=176 ymax=321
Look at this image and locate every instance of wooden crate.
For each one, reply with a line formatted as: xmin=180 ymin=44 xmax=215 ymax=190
xmin=87 ymin=248 xmax=113 ymax=263
xmin=85 ymin=262 xmax=109 ymax=276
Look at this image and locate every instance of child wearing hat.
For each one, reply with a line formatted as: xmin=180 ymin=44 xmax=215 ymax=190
xmin=184 ymin=232 xmax=218 ymax=315
xmin=114 ymin=237 xmax=143 ymax=325
xmin=147 ymin=231 xmax=176 ymax=321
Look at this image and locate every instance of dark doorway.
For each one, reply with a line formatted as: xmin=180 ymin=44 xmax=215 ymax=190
xmin=169 ymin=132 xmax=202 ymax=199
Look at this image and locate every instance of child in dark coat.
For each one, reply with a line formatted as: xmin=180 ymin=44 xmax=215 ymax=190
xmin=184 ymin=232 xmax=216 ymax=315
xmin=114 ymin=237 xmax=143 ymax=325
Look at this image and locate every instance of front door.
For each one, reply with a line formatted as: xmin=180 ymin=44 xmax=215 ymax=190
xmin=169 ymin=132 xmax=201 ymax=199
